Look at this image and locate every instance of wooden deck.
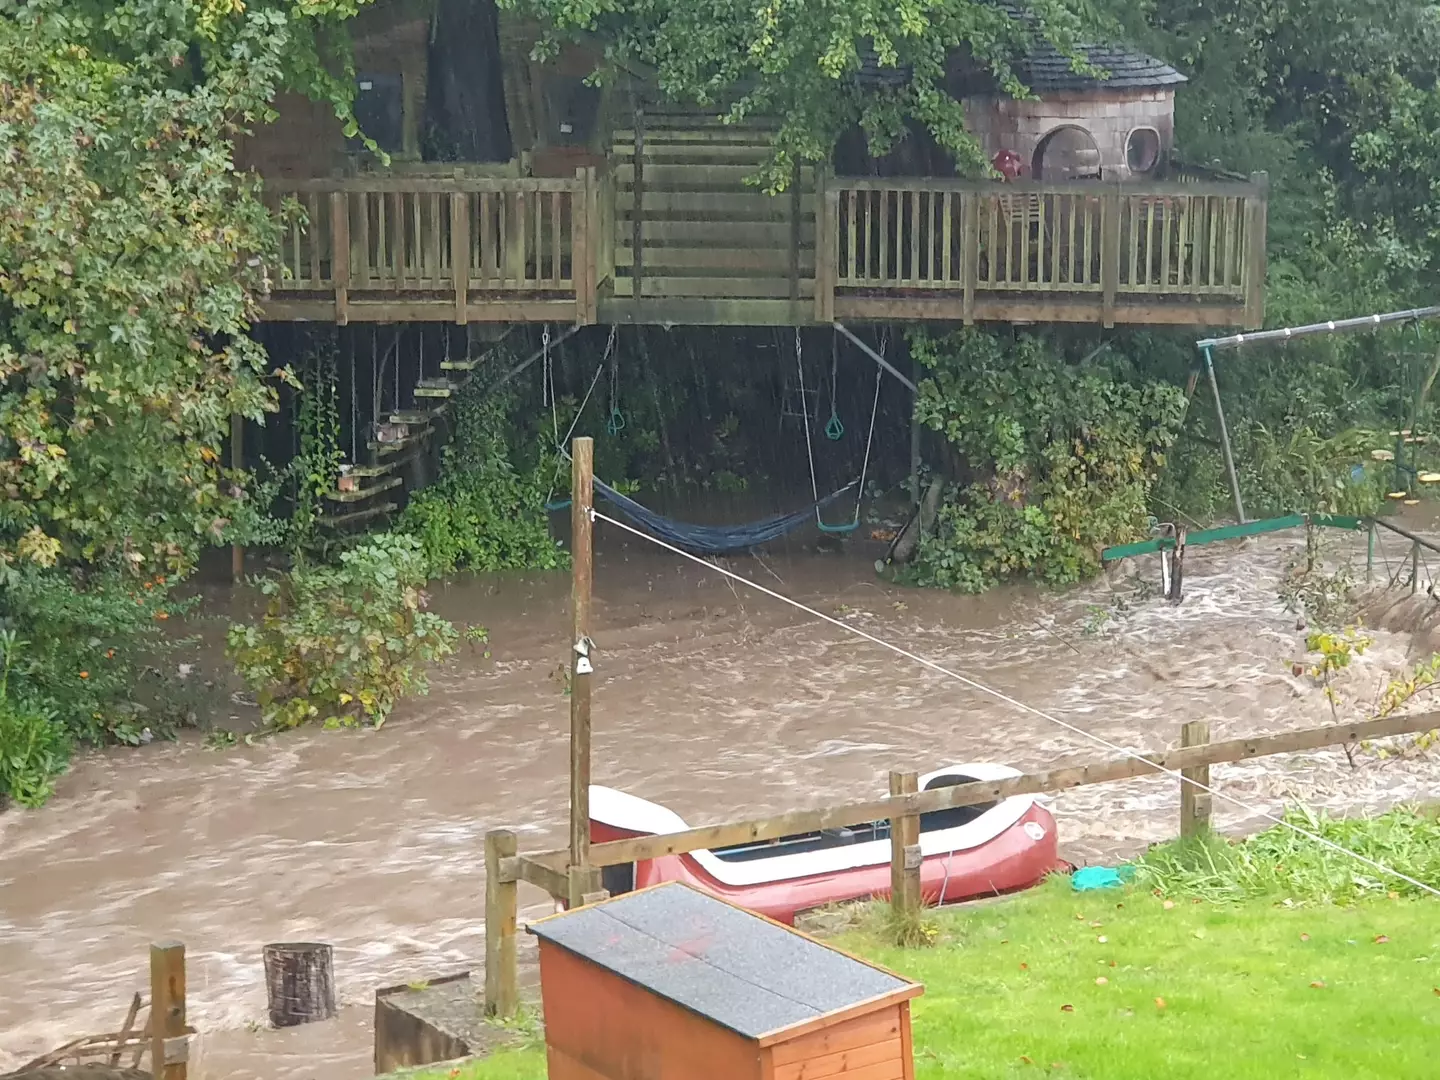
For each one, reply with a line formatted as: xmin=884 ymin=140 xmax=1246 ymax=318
xmin=261 ymin=166 xmax=1266 ymax=329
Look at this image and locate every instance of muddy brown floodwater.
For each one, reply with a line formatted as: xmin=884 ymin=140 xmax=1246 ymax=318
xmin=3 ymin=517 xmax=1440 ymax=1078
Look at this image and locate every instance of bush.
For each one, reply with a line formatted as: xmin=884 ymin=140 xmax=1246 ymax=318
xmin=0 ymin=631 xmax=71 ymax=809
xmin=226 ymin=533 xmax=459 ymax=730
xmin=396 ymin=391 xmax=566 ymax=576
xmin=907 ymin=330 xmax=1187 ymax=592
xmin=0 ymin=565 xmax=186 ymax=747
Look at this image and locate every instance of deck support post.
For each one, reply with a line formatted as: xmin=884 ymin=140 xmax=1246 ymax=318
xmin=1179 ymin=721 xmax=1212 ymax=839
xmin=149 ymin=942 xmax=187 ymax=1080
xmin=484 ymin=829 xmax=519 ymax=1018
xmin=569 ymin=437 xmax=595 ymax=891
xmin=1366 ymin=520 xmax=1375 ymax=582
xmin=1203 ymin=345 xmax=1246 ymax=523
xmin=889 ymin=770 xmax=922 ymax=915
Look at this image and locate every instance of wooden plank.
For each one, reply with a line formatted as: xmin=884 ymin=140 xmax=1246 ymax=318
xmin=631 ymin=105 xmax=645 ymax=299
xmin=815 ymin=184 xmax=836 ymax=323
xmin=149 ymin=942 xmax=187 ymax=1080
xmin=611 ymin=162 xmax=811 ymax=188
xmin=259 ymin=298 xmax=579 ymax=323
xmin=838 ymin=176 xmax=1265 ymax=199
xmin=484 ymin=830 xmax=519 ymax=1018
xmin=450 ymin=191 xmax=469 ymax=325
xmin=570 ymin=437 xmax=594 ymax=873
xmin=773 ymin=1037 xmax=903 ymax=1080
xmin=888 ymin=771 xmax=920 ymax=916
xmin=1180 ymin=720 xmax=1212 ymax=838
xmin=614 ymin=246 xmax=813 ymax=273
xmin=899 ymin=1003 xmax=914 ymax=1080
xmin=517 ymin=853 xmax=571 ymax=900
xmin=1099 ymin=193 xmax=1119 ymax=327
xmin=770 ymin=1008 xmax=902 ymax=1066
xmin=280 ymin=176 xmax=580 ymax=194
xmin=597 ymin=296 xmax=811 ymax=326
xmin=612 ymin=275 xmax=815 ymax=299
xmin=960 ymin=193 xmax=977 ymax=323
xmin=616 ymin=191 xmax=815 ymax=216
xmin=789 ymin=164 xmax=802 ymax=302
xmin=573 ymin=709 xmax=1440 ymax=867
xmin=330 ymin=192 xmax=350 ymax=325
xmin=614 ymin=219 xmax=810 ymax=244
xmin=1244 ymin=173 xmax=1269 ymax=328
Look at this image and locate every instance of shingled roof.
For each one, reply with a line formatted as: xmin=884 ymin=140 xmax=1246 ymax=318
xmin=855 ymin=7 xmax=1186 ymax=96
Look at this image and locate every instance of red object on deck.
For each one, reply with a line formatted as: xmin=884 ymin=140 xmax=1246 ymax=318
xmin=588 ymin=765 xmax=1063 ymax=925
xmin=992 ymin=148 xmax=1026 ymax=180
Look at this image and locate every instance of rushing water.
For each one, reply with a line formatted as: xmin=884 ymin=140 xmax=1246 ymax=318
xmin=3 ymin=516 xmax=1440 ymax=1077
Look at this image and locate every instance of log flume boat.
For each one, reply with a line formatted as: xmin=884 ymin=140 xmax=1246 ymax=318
xmin=588 ymin=764 xmax=1064 ymax=924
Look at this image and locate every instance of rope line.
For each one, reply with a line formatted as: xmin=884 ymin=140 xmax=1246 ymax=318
xmin=590 ymin=507 xmax=1440 ymax=899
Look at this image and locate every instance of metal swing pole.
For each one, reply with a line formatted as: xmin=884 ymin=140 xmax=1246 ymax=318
xmin=1202 ymin=345 xmax=1246 ymax=524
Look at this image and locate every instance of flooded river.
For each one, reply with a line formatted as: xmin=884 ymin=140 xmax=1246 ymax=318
xmin=2 ymin=516 xmax=1439 ymax=1077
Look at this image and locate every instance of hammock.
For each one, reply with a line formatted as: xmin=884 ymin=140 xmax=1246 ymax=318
xmin=591 ymin=478 xmax=857 ymax=555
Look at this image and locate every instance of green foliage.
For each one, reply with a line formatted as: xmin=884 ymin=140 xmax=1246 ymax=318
xmin=226 ymin=532 xmax=459 ymax=730
xmin=0 ymin=563 xmax=187 ymax=746
xmin=396 ymin=388 xmax=567 ymax=577
xmin=907 ymin=330 xmax=1185 ymax=591
xmin=0 ymin=630 xmax=70 ymax=809
xmin=503 ymin=0 xmax=1102 ymax=188
xmin=1137 ymin=805 xmax=1440 ymax=904
xmin=287 ymin=342 xmax=347 ymax=556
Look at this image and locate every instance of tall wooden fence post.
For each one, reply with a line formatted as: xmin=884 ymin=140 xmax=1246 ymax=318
xmin=1179 ymin=721 xmax=1212 ymax=839
xmin=484 ymin=829 xmax=519 ymax=1018
xmin=569 ymin=436 xmax=596 ymax=907
xmin=149 ymin=942 xmax=187 ymax=1080
xmin=888 ymin=770 xmax=921 ymax=914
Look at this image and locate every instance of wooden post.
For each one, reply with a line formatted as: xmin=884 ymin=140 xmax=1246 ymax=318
xmin=888 ymin=770 xmax=921 ymax=914
xmin=450 ymin=188 xmax=470 ymax=325
xmin=1413 ymin=539 xmax=1420 ymax=595
xmin=1099 ymin=192 xmax=1120 ymax=328
xmin=572 ymin=168 xmax=594 ymax=325
xmin=570 ymin=437 xmax=595 ymax=879
xmin=230 ymin=412 xmax=244 ymax=581
xmin=330 ymin=191 xmax=350 ymax=326
xmin=149 ymin=941 xmax=187 ymax=1080
xmin=631 ymin=105 xmax=645 ymax=299
xmin=1179 ymin=721 xmax=1212 ymax=839
xmin=1243 ymin=172 xmax=1269 ymax=329
xmin=789 ymin=163 xmax=802 ymax=304
xmin=484 ymin=829 xmax=518 ymax=1018
xmin=1366 ymin=520 xmax=1375 ymax=583
xmin=960 ymin=193 xmax=978 ymax=325
xmin=567 ymin=864 xmax=604 ymax=910
xmin=262 ymin=943 xmax=336 ymax=1027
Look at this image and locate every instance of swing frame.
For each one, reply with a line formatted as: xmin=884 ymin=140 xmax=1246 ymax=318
xmin=794 ymin=328 xmax=882 ymax=536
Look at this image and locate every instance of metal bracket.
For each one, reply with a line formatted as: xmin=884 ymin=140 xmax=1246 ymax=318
xmin=161 ymin=1035 xmax=190 ymax=1066
xmin=573 ymin=635 xmax=595 ymax=676
xmin=903 ymin=844 xmax=923 ymax=871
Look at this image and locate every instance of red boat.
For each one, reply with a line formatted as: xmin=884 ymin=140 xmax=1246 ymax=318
xmin=588 ymin=764 xmax=1062 ymax=925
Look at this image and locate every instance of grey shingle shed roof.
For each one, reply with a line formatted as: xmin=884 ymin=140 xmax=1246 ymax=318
xmin=1019 ymin=43 xmax=1186 ymax=93
xmin=527 ymin=882 xmax=921 ymax=1041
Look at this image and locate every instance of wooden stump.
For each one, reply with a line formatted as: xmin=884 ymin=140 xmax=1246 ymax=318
xmin=263 ymin=943 xmax=337 ymax=1028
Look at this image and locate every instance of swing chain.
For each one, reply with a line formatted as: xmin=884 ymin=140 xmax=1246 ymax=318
xmin=606 ymin=325 xmax=625 ymax=435
xmin=826 ymin=330 xmax=844 ymax=441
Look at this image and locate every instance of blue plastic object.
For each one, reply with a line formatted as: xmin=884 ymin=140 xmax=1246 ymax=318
xmin=1071 ymin=865 xmax=1135 ymax=892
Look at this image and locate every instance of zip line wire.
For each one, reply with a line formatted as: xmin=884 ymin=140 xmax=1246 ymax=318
xmin=589 ymin=506 xmax=1440 ymax=899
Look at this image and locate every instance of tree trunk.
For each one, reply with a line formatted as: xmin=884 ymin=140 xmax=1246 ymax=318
xmin=263 ymin=943 xmax=337 ymax=1028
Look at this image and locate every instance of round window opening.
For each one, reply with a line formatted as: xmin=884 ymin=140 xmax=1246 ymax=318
xmin=1127 ymin=127 xmax=1161 ymax=174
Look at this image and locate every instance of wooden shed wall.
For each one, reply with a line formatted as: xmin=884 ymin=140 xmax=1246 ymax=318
xmin=765 ymin=1003 xmax=913 ymax=1080
xmin=537 ymin=943 xmax=764 ymax=1080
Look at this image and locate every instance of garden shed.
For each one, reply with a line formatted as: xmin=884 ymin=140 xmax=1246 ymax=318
xmin=527 ymin=882 xmax=925 ymax=1080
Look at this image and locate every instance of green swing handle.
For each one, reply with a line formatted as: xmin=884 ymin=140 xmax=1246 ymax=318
xmin=607 ymin=406 xmax=626 ymax=436
xmin=825 ymin=410 xmax=845 ymax=441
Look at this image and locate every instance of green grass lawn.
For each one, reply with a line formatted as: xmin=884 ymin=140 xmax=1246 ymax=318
xmin=403 ymin=882 xmax=1439 ymax=1080
xmin=400 ymin=811 xmax=1440 ymax=1080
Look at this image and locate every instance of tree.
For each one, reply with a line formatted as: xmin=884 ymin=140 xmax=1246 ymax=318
xmin=500 ymin=0 xmax=1108 ymax=185
xmin=0 ymin=0 xmax=372 ymax=577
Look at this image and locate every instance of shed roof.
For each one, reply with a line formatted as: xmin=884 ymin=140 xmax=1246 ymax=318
xmin=527 ymin=883 xmax=919 ymax=1041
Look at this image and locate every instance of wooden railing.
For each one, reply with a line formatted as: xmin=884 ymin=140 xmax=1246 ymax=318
xmin=815 ymin=173 xmax=1268 ymax=328
xmin=262 ymin=169 xmax=605 ymax=324
xmin=258 ymin=168 xmax=1267 ymax=329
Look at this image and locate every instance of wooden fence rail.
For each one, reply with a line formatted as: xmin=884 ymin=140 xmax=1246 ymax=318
xmin=819 ymin=174 xmax=1268 ymax=328
xmin=484 ymin=707 xmax=1439 ymax=1017
xmin=259 ymin=169 xmax=1267 ymax=328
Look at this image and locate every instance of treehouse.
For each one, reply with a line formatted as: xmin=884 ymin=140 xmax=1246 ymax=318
xmin=244 ymin=0 xmax=1268 ymax=331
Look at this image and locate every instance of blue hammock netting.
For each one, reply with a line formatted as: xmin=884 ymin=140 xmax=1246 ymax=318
xmin=549 ymin=479 xmax=858 ymax=556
